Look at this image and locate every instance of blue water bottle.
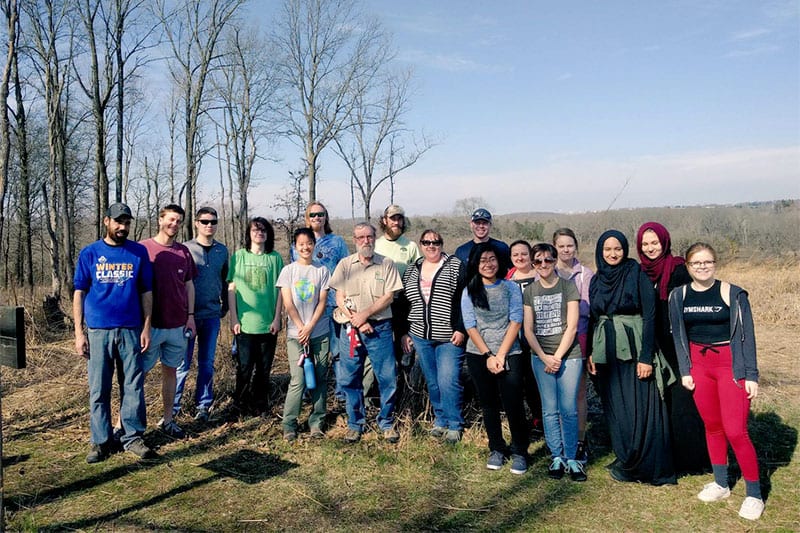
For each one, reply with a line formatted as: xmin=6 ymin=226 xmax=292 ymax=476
xmin=302 ymin=345 xmax=316 ymax=390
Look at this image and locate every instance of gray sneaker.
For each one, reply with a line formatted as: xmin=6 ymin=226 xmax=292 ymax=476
xmin=444 ymin=429 xmax=462 ymax=444
xmin=125 ymin=437 xmax=156 ymax=460
xmin=509 ymin=454 xmax=528 ymax=475
xmin=86 ymin=442 xmax=111 ymax=464
xmin=486 ymin=450 xmax=506 ymax=470
xmin=343 ymin=429 xmax=362 ymax=443
xmin=194 ymin=407 xmax=210 ymax=423
xmin=158 ymin=418 xmax=186 ymax=439
xmin=383 ymin=428 xmax=400 ymax=443
xmin=429 ymin=426 xmax=446 ymax=439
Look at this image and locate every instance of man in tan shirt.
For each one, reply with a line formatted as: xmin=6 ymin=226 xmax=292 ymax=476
xmin=329 ymin=222 xmax=402 ymax=443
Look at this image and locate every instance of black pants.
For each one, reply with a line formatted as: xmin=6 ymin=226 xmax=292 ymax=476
xmin=234 ymin=332 xmax=277 ymax=413
xmin=466 ymin=352 xmax=529 ymax=456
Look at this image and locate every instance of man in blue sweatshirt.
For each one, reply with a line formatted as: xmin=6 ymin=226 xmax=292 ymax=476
xmin=73 ymin=203 xmax=155 ymax=462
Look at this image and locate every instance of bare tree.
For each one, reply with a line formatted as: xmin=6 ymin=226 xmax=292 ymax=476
xmin=155 ymin=0 xmax=245 ymax=240
xmin=73 ymin=0 xmax=112 ymax=238
xmin=23 ymin=0 xmax=78 ymax=303
xmin=73 ymin=0 xmax=154 ymax=237
xmin=271 ymin=168 xmax=306 ymax=244
xmin=213 ymin=25 xmax=278 ymax=230
xmin=453 ymin=197 xmax=490 ymax=218
xmin=0 ymin=0 xmax=18 ymax=273
xmin=334 ymin=69 xmax=433 ymax=220
xmin=273 ymin=0 xmax=390 ymax=203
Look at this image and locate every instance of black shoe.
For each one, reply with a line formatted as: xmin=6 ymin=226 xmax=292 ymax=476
xmin=567 ymin=459 xmax=587 ymax=482
xmin=548 ymin=457 xmax=566 ymax=479
xmin=86 ymin=442 xmax=111 ymax=464
xmin=575 ymin=439 xmax=588 ymax=464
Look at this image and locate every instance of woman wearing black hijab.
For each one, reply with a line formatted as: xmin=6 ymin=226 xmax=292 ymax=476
xmin=587 ymin=230 xmax=676 ymax=485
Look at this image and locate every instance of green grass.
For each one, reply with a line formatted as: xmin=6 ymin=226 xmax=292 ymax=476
xmin=2 ymin=323 xmax=799 ymax=531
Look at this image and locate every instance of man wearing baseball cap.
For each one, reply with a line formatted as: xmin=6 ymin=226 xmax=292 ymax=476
xmin=454 ymin=208 xmax=511 ymax=271
xmin=73 ymin=202 xmax=155 ymax=462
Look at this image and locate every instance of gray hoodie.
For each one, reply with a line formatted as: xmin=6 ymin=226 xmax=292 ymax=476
xmin=668 ymin=282 xmax=758 ymax=383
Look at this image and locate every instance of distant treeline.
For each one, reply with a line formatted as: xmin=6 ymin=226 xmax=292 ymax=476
xmin=336 ymin=200 xmax=799 ymax=265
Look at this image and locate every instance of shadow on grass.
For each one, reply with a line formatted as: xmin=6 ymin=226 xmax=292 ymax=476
xmin=46 ymin=449 xmax=297 ymax=531
xmin=729 ymin=410 xmax=797 ymax=501
xmin=399 ymin=458 xmax=584 ymax=531
xmin=3 ymin=406 xmax=85 ymax=442
xmin=2 ymin=453 xmax=30 ymax=466
xmin=6 ymin=432 xmax=234 ymax=511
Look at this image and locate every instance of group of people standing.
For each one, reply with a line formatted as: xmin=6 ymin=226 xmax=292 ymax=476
xmin=73 ymin=202 xmax=765 ymax=521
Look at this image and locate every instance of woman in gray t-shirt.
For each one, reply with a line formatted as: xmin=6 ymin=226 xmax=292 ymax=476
xmin=460 ymin=243 xmax=529 ymax=475
xmin=523 ymin=243 xmax=585 ymax=482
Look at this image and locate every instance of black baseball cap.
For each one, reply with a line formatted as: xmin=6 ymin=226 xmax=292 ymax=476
xmin=107 ymin=202 xmax=133 ymax=220
xmin=471 ymin=208 xmax=492 ymax=222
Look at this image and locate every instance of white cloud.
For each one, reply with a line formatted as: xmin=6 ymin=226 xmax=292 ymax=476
xmin=338 ymin=145 xmax=800 ymax=217
xmin=731 ymin=28 xmax=771 ymax=41
xmin=400 ymin=49 xmax=510 ymax=73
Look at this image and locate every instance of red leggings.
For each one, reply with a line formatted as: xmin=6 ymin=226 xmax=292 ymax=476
xmin=690 ymin=342 xmax=760 ymax=482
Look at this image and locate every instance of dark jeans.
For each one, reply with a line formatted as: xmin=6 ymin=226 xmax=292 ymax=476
xmin=466 ymin=352 xmax=529 ymax=456
xmin=234 ymin=332 xmax=277 ymax=413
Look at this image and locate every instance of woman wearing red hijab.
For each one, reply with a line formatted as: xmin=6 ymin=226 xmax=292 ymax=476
xmin=636 ymin=222 xmax=710 ymax=475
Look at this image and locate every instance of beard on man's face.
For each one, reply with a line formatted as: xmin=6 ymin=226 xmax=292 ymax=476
xmin=357 ymin=242 xmax=374 ymax=257
xmin=107 ymin=227 xmax=129 ymax=244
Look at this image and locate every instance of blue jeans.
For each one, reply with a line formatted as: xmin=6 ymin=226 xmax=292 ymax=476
xmin=87 ymin=327 xmax=146 ymax=447
xmin=174 ymin=317 xmax=220 ymax=414
xmin=532 ymin=356 xmax=582 ymax=460
xmin=338 ymin=319 xmax=397 ymax=432
xmin=327 ymin=307 xmax=346 ymax=400
xmin=412 ymin=334 xmax=465 ymax=430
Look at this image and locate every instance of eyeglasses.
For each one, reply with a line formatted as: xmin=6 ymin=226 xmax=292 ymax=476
xmin=687 ymin=260 xmax=716 ymax=268
xmin=309 ymin=212 xmax=326 ymax=218
xmin=420 ymin=239 xmax=442 ymax=247
xmin=355 ymin=235 xmax=375 ymax=242
xmin=479 ymin=256 xmax=498 ymax=265
xmin=533 ymin=257 xmax=556 ymax=266
xmin=198 ymin=219 xmax=218 ymax=226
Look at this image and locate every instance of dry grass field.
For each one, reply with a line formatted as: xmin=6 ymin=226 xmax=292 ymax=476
xmin=1 ymin=259 xmax=798 ymax=531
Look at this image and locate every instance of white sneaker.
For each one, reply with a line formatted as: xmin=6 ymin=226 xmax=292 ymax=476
xmin=738 ymin=496 xmax=765 ymax=520
xmin=697 ymin=482 xmax=731 ymax=502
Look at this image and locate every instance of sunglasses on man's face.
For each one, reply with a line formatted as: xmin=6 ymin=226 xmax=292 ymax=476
xmin=309 ymin=212 xmax=326 ymax=218
xmin=198 ymin=219 xmax=218 ymax=226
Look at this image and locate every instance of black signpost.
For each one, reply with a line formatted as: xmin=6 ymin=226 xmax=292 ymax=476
xmin=0 ymin=306 xmax=26 ymax=532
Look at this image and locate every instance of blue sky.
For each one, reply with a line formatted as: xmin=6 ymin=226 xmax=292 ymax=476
xmin=244 ymin=0 xmax=799 ymax=218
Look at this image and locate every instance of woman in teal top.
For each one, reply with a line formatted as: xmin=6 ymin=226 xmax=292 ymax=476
xmin=227 ymin=217 xmax=284 ymax=415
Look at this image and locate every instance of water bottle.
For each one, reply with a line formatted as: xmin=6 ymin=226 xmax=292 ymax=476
xmin=302 ymin=346 xmax=316 ymax=390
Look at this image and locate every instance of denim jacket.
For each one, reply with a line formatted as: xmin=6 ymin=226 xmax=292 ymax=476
xmin=668 ymin=282 xmax=758 ymax=382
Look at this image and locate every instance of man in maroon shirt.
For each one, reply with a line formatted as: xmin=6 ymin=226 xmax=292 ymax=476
xmin=139 ymin=204 xmax=198 ymax=439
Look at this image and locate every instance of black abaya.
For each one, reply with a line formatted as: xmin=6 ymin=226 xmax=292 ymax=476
xmin=657 ymin=264 xmax=711 ymax=474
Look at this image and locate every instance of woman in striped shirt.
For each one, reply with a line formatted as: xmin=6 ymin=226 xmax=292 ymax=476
xmin=402 ymin=229 xmax=467 ymax=443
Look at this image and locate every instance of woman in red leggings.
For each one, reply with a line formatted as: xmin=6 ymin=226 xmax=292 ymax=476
xmin=668 ymin=242 xmax=764 ymax=521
